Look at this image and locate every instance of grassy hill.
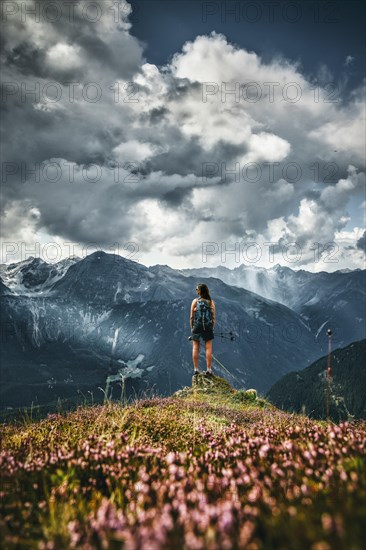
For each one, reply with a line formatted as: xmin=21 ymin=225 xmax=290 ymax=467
xmin=1 ymin=374 xmax=365 ymax=549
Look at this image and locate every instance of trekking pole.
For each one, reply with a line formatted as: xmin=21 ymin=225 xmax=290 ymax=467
xmin=212 ymin=353 xmax=244 ymax=386
xmin=211 ymin=353 xmax=235 ymax=379
xmin=213 ymin=331 xmax=236 ymax=341
xmin=326 ymin=329 xmax=332 ymax=421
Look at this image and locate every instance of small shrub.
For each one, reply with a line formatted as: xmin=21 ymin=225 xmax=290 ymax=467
xmin=232 ymin=388 xmax=257 ymax=403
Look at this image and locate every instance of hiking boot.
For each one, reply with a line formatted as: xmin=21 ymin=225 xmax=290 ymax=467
xmin=204 ymin=370 xmax=213 ymax=377
xmin=193 ymin=370 xmax=200 ymax=377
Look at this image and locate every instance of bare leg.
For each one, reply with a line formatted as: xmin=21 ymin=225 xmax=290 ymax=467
xmin=192 ymin=340 xmax=200 ymax=370
xmin=205 ymin=339 xmax=213 ymax=371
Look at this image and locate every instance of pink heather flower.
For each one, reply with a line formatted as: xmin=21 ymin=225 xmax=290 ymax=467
xmin=247 ymin=486 xmax=260 ymax=503
xmin=220 ymin=510 xmax=233 ymax=530
xmin=67 ymin=520 xmax=82 ymax=547
xmin=258 ymin=444 xmax=270 ymax=458
xmin=283 ymin=440 xmax=293 ymax=451
xmin=303 ymin=450 xmax=312 ymax=461
xmin=39 ymin=542 xmax=57 ymax=550
xmin=166 ymin=452 xmax=176 ymax=464
xmin=160 ymin=512 xmax=174 ymax=531
xmin=239 ymin=520 xmax=255 ymax=546
xmin=340 ymin=470 xmax=347 ymax=481
xmin=184 ymin=531 xmax=205 ymax=550
xmin=321 ymin=513 xmax=333 ymax=532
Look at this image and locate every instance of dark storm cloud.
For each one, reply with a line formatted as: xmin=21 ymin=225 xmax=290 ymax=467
xmin=144 ymin=133 xmax=248 ymax=181
xmin=5 ymin=42 xmax=47 ymax=77
xmin=356 ymin=231 xmax=366 ymax=253
xmin=77 ymin=33 xmax=140 ymax=78
xmin=4 ymin=40 xmax=88 ymax=82
xmin=161 ymin=186 xmax=189 ymax=207
xmin=145 ymin=134 xmax=204 ymax=178
xmin=146 ymin=106 xmax=169 ymax=124
xmin=1 ymin=0 xmax=144 ymax=81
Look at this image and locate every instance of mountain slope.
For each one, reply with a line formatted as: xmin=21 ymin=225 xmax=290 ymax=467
xmin=0 ymin=256 xmax=80 ymax=294
xmin=266 ymin=339 xmax=366 ymax=421
xmin=0 ymin=278 xmax=13 ymax=296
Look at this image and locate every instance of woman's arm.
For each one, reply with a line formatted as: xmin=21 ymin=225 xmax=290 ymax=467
xmin=211 ymin=300 xmax=216 ymax=328
xmin=190 ymin=299 xmax=197 ymax=329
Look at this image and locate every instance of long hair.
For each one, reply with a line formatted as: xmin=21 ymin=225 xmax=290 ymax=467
xmin=197 ymin=283 xmax=212 ymax=302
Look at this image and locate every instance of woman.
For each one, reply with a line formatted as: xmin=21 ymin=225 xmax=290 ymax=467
xmin=190 ymin=283 xmax=216 ymax=376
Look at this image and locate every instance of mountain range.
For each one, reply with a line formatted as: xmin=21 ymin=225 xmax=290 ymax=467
xmin=0 ymin=252 xmax=365 ymax=415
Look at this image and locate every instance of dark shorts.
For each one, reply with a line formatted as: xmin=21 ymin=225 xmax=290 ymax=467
xmin=191 ymin=323 xmax=214 ymax=342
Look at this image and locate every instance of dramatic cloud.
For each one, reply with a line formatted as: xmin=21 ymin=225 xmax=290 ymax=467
xmin=1 ymin=1 xmax=365 ymax=271
xmin=356 ymin=231 xmax=366 ymax=254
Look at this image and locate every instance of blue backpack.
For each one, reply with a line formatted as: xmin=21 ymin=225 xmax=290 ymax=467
xmin=195 ymin=298 xmax=213 ymax=330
